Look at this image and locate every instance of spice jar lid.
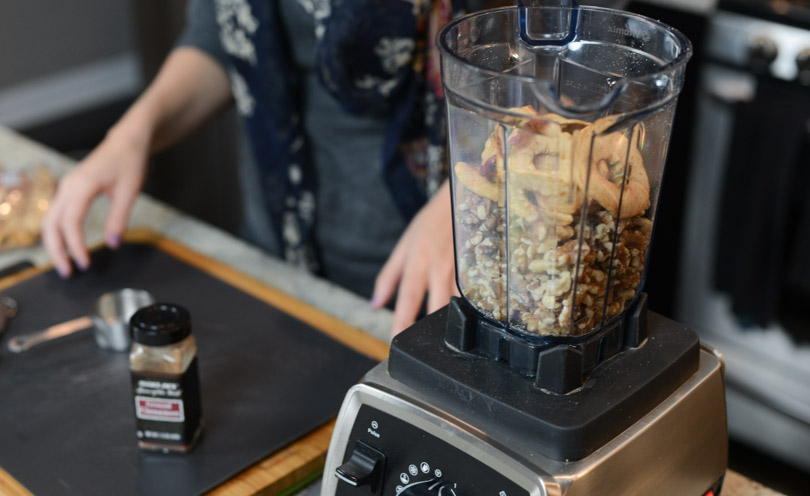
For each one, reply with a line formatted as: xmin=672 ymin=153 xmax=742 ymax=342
xmin=130 ymin=303 xmax=191 ymax=346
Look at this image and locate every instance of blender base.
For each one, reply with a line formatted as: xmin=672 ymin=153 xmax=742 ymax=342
xmin=321 ymin=307 xmax=727 ymax=496
xmin=389 ymin=305 xmax=701 ymax=461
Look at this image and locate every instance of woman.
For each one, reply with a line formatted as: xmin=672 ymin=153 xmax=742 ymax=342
xmin=42 ymin=0 xmax=464 ymax=337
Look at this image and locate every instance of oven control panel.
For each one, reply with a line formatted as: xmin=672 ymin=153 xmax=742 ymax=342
xmin=333 ymin=405 xmax=529 ymax=496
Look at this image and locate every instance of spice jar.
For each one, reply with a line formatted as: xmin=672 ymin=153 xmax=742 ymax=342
xmin=129 ymin=303 xmax=203 ymax=453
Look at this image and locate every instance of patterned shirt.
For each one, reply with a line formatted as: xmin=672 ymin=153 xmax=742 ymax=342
xmin=179 ymin=0 xmax=462 ymax=296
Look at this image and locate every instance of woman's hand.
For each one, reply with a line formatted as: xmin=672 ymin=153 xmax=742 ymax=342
xmin=42 ymin=127 xmax=150 ymax=278
xmin=41 ymin=48 xmax=232 ymax=278
xmin=372 ymin=180 xmax=459 ymax=338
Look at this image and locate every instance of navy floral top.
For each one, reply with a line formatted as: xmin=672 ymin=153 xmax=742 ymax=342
xmin=212 ymin=0 xmax=465 ymax=272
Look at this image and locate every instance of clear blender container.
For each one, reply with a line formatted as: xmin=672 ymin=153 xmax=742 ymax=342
xmin=439 ymin=4 xmax=691 ymax=339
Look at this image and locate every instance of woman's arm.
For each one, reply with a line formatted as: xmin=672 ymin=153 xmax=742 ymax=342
xmin=42 ymin=47 xmax=232 ymax=277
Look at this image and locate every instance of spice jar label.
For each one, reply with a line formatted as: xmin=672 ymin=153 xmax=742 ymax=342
xmin=131 ymin=357 xmax=203 ymax=447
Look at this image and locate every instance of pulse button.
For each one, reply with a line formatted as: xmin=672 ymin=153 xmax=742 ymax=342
xmin=335 ymin=440 xmax=387 ymax=493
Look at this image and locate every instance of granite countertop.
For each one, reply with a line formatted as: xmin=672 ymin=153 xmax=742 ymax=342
xmin=0 ymin=126 xmax=785 ymax=496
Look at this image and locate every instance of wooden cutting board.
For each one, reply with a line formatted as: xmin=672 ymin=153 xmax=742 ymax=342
xmin=0 ymin=229 xmax=388 ymax=496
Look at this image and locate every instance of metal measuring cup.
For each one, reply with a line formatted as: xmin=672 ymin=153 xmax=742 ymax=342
xmin=91 ymin=289 xmax=156 ymax=351
xmin=7 ymin=288 xmax=155 ymax=353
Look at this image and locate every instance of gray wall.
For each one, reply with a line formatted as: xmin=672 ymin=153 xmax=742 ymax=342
xmin=0 ymin=0 xmax=140 ymax=131
xmin=0 ymin=0 xmax=135 ymax=88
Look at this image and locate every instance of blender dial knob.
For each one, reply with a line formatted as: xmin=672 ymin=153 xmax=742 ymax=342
xmin=334 ymin=441 xmax=386 ymax=492
xmin=795 ymin=47 xmax=810 ymax=85
xmin=747 ymin=36 xmax=778 ymax=74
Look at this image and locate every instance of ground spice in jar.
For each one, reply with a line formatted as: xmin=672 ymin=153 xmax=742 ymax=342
xmin=129 ymin=303 xmax=203 ymax=453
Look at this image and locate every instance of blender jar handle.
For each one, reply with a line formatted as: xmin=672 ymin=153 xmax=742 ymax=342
xmin=515 ymin=0 xmax=580 ymax=47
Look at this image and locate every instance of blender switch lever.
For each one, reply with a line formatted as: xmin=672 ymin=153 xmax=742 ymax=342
xmin=335 ymin=440 xmax=386 ymax=493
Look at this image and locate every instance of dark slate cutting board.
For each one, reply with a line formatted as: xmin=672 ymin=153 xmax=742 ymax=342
xmin=0 ymin=242 xmax=379 ymax=496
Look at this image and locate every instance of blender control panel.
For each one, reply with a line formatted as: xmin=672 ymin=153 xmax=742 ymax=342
xmin=334 ymin=405 xmax=529 ymax=496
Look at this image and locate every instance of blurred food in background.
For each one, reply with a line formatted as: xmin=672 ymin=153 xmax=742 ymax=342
xmin=0 ymin=166 xmax=55 ymax=251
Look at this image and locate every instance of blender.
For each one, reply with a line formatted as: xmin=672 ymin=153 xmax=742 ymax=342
xmin=322 ymin=3 xmax=727 ymax=495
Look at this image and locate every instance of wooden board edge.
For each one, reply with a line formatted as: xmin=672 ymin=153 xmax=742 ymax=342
xmin=0 ymin=266 xmax=41 ymax=292
xmin=0 ymin=467 xmax=33 ymax=496
xmin=207 ymin=420 xmax=335 ymax=496
xmin=122 ymin=228 xmax=389 ymax=362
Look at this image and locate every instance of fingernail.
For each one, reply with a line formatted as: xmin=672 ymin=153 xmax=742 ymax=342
xmin=369 ymin=296 xmax=381 ymax=309
xmin=76 ymin=260 xmax=89 ymax=271
xmin=106 ymin=234 xmax=121 ymax=249
xmin=57 ymin=266 xmax=70 ymax=279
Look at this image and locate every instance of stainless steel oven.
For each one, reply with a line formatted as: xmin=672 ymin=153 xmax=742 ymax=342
xmin=677 ymin=0 xmax=810 ymax=473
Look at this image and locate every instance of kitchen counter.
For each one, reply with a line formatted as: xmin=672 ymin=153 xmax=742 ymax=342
xmin=0 ymin=127 xmax=393 ymax=345
xmin=0 ymin=125 xmax=785 ymax=495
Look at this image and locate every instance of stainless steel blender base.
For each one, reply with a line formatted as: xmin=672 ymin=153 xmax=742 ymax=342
xmin=321 ymin=348 xmax=726 ymax=496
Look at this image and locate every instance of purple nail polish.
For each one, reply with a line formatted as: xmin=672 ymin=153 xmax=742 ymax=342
xmin=76 ymin=260 xmax=89 ymax=271
xmin=57 ymin=266 xmax=70 ymax=278
xmin=369 ymin=296 xmax=381 ymax=309
xmin=106 ymin=234 xmax=121 ymax=249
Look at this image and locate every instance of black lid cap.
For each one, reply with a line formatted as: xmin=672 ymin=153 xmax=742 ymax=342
xmin=130 ymin=303 xmax=191 ymax=346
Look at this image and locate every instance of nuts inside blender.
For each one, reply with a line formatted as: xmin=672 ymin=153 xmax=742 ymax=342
xmin=453 ymin=106 xmax=653 ymax=337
